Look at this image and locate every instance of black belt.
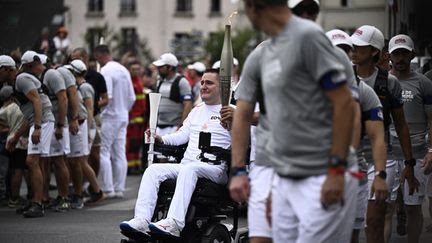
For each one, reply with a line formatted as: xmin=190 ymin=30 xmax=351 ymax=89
xmin=158 ymin=124 xmax=176 ymax=129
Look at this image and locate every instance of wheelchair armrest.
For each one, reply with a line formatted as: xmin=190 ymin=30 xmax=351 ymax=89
xmin=200 ymin=146 xmax=231 ymax=164
xmin=154 ymin=143 xmax=187 ymax=161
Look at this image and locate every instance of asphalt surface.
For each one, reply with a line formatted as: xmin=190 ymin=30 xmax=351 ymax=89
xmin=0 ymin=174 xmax=431 ymax=243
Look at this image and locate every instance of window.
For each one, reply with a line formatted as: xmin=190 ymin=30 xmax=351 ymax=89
xmin=120 ymin=0 xmax=136 ymax=14
xmin=88 ymin=0 xmax=104 ymax=12
xmin=87 ymin=28 xmax=104 ymax=53
xmin=121 ymin=27 xmax=138 ymax=54
xmin=176 ymin=0 xmax=192 ymax=12
xmin=341 ymin=0 xmax=348 ymax=7
xmin=210 ymin=0 xmax=221 ymax=13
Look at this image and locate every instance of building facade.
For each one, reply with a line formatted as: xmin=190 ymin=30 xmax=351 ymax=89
xmin=64 ymin=0 xmax=247 ymax=61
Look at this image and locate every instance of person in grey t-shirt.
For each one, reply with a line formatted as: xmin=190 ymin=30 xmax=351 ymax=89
xmin=39 ymin=55 xmax=71 ymax=210
xmin=152 ymin=53 xmax=192 ymax=136
xmin=389 ymin=34 xmax=432 ymax=243
xmin=7 ymin=50 xmax=55 ymax=218
xmin=57 ymin=65 xmax=80 ymax=135
xmin=241 ymin=1 xmax=357 ymax=242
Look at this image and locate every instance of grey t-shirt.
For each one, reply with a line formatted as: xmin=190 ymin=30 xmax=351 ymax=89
xmin=235 ymin=40 xmax=271 ymax=166
xmin=76 ymin=83 xmax=88 ymax=120
xmin=15 ymin=72 xmax=55 ymax=125
xmin=260 ymin=16 xmax=352 ymax=177
xmin=334 ymin=47 xmax=359 ymax=101
xmin=390 ymin=72 xmax=432 ymax=159
xmin=357 ymin=81 xmax=384 ymax=163
xmin=79 ymin=82 xmax=95 ymax=128
xmin=360 ymin=68 xmax=403 ymax=159
xmin=57 ymin=66 xmax=78 ymax=120
xmin=157 ymin=73 xmax=192 ymax=126
xmin=43 ymin=69 xmax=67 ymax=124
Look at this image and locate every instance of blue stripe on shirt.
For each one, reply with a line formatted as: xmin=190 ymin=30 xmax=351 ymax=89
xmin=320 ymin=72 xmax=346 ymax=90
xmin=368 ymin=107 xmax=384 ymax=121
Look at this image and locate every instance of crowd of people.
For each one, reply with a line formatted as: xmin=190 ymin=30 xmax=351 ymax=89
xmin=1 ymin=0 xmax=432 ymax=243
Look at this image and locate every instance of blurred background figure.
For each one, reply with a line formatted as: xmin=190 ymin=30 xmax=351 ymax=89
xmin=32 ymin=27 xmax=55 ymax=60
xmin=186 ymin=61 xmax=206 ymax=105
xmin=126 ymin=60 xmax=148 ymax=174
xmin=53 ymin=27 xmax=71 ymax=65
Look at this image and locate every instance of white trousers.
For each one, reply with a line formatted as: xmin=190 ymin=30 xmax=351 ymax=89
xmin=99 ymin=120 xmax=128 ymax=193
xmin=248 ymin=164 xmax=274 ymax=238
xmin=272 ymin=169 xmax=357 ymax=243
xmin=134 ymin=162 xmax=227 ymax=229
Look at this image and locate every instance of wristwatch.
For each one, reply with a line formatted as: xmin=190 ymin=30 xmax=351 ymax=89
xmin=230 ymin=166 xmax=248 ymax=177
xmin=374 ymin=170 xmax=387 ymax=180
xmin=328 ymin=155 xmax=347 ymax=168
xmin=404 ymin=159 xmax=416 ymax=167
xmin=34 ymin=124 xmax=42 ymax=130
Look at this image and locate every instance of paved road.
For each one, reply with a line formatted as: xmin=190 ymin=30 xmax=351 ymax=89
xmin=0 ymin=175 xmax=431 ymax=243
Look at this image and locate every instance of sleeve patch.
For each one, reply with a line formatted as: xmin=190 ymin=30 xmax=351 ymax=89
xmin=320 ymin=71 xmax=347 ymax=90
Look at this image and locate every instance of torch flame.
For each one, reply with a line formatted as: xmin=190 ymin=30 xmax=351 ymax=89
xmin=228 ymin=11 xmax=238 ymax=25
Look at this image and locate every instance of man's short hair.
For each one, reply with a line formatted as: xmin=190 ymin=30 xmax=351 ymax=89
xmin=204 ymin=68 xmax=219 ymax=75
xmin=94 ymin=45 xmax=111 ymax=55
xmin=246 ymin=0 xmax=287 ymax=8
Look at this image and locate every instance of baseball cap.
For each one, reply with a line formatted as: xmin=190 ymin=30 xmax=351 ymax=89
xmin=70 ymin=59 xmax=87 ymax=73
xmin=153 ymin=53 xmax=178 ymax=67
xmin=0 ymin=55 xmax=16 ymax=69
xmin=350 ymin=25 xmax=385 ymax=50
xmin=326 ymin=29 xmax=353 ymax=48
xmin=289 ymin=0 xmax=319 ymax=8
xmin=187 ymin=62 xmax=206 ymax=73
xmin=212 ymin=58 xmax=239 ymax=69
xmin=38 ymin=54 xmax=48 ymax=65
xmin=389 ymin=34 xmax=414 ymax=54
xmin=0 ymin=85 xmax=14 ymax=102
xmin=21 ymin=51 xmax=42 ymax=65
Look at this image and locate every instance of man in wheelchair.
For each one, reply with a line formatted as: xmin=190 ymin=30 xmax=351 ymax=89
xmin=120 ymin=68 xmax=231 ymax=238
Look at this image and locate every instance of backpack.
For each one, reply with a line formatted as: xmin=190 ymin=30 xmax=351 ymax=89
xmin=13 ymin=71 xmax=49 ymax=106
xmin=156 ymin=75 xmax=184 ymax=103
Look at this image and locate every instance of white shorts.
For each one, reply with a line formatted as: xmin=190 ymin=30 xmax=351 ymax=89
xmin=248 ymin=164 xmax=273 ymax=238
xmin=367 ymin=160 xmax=398 ymax=201
xmin=28 ymin=122 xmax=54 ymax=155
xmin=353 ymin=182 xmax=368 ymax=229
xmin=43 ymin=127 xmax=70 ymax=157
xmin=271 ymin=166 xmax=358 ymax=243
xmin=88 ymin=127 xmax=96 ymax=151
xmin=401 ymin=160 xmax=427 ymax=205
xmin=67 ymin=121 xmax=89 ymax=158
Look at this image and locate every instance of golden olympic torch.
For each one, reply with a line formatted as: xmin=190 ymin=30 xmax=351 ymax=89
xmin=219 ymin=24 xmax=233 ymax=107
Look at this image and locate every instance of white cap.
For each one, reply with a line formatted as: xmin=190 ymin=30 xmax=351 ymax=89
xmin=212 ymin=58 xmax=239 ymax=69
xmin=289 ymin=0 xmax=319 ymax=8
xmin=326 ymin=29 xmax=353 ymax=48
xmin=389 ymin=34 xmax=414 ymax=54
xmin=70 ymin=59 xmax=87 ymax=73
xmin=21 ymin=51 xmax=42 ymax=65
xmin=0 ymin=55 xmax=16 ymax=69
xmin=153 ymin=53 xmax=178 ymax=67
xmin=350 ymin=25 xmax=384 ymax=50
xmin=187 ymin=62 xmax=206 ymax=73
xmin=38 ymin=54 xmax=48 ymax=65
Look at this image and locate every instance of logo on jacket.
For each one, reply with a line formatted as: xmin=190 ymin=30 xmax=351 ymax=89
xmin=210 ymin=116 xmax=221 ymax=121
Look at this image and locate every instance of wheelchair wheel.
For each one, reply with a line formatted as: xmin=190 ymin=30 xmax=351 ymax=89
xmin=200 ymin=224 xmax=231 ymax=243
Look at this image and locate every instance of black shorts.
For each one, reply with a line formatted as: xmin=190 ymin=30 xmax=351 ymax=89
xmin=8 ymin=149 xmax=27 ymax=170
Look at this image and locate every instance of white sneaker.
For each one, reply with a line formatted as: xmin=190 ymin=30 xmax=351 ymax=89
xmin=114 ymin=191 xmax=124 ymax=198
xmin=149 ymin=218 xmax=181 ymax=237
xmin=105 ymin=191 xmax=116 ymax=199
xmin=119 ymin=217 xmax=150 ymax=235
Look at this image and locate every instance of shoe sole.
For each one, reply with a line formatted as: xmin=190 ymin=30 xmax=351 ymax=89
xmin=119 ymin=223 xmax=150 ymax=240
xmin=148 ymin=224 xmax=179 ymax=238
